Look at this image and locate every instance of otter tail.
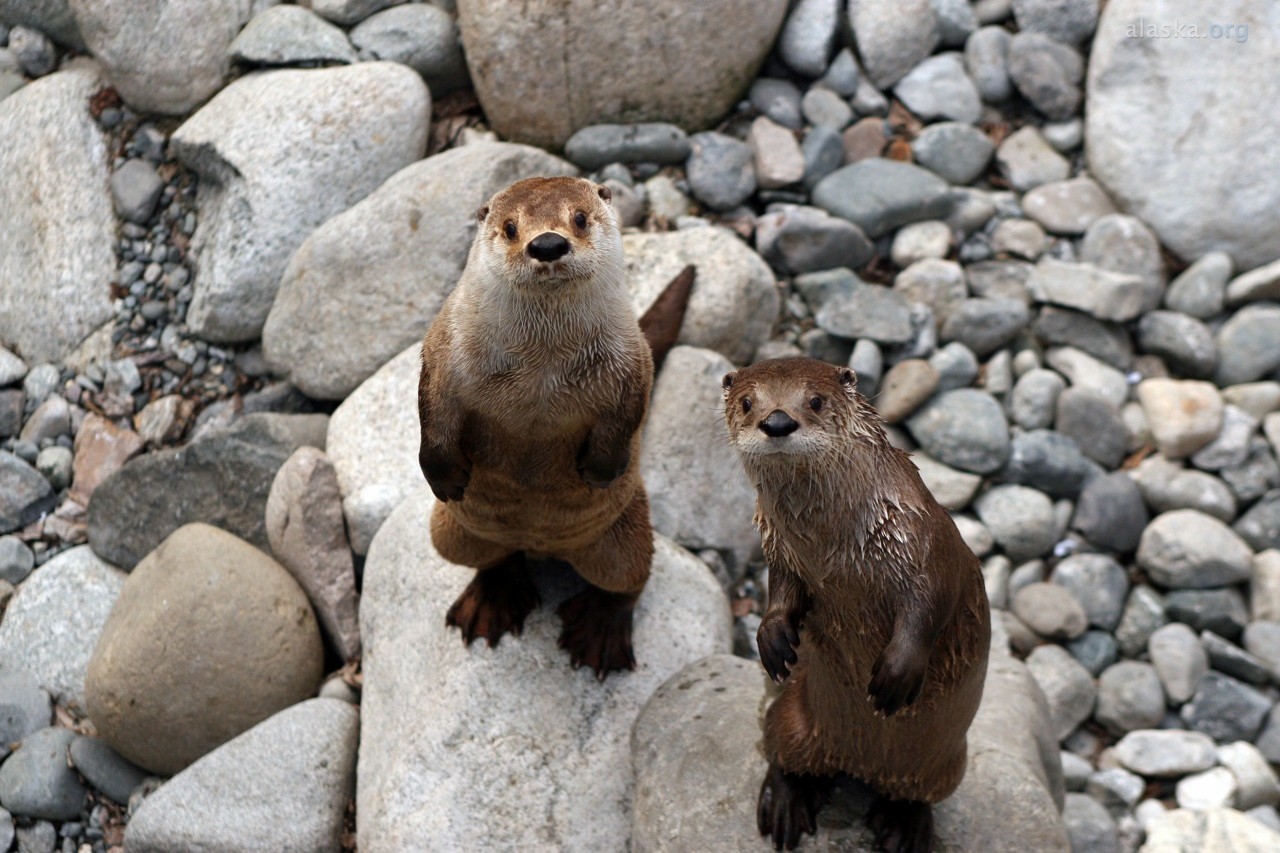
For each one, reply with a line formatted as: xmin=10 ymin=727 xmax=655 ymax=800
xmin=638 ymin=264 xmax=695 ymax=371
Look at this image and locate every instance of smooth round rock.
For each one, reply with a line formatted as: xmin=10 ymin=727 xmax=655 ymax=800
xmin=1095 ymin=661 xmax=1165 ymax=736
xmin=0 ymin=727 xmax=85 ymax=821
xmin=1012 ymin=582 xmax=1087 ymax=640
xmin=85 ymin=523 xmax=324 ymax=776
xmin=1113 ymin=729 xmax=1217 ymax=778
xmin=905 ymin=389 xmax=1011 ymax=475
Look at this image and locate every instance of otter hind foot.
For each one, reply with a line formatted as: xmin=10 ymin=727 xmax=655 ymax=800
xmin=557 ymin=587 xmax=637 ymax=679
xmin=445 ymin=554 xmax=540 ymax=648
xmin=757 ymin=764 xmax=829 ymax=850
xmin=867 ymin=796 xmax=933 ymax=853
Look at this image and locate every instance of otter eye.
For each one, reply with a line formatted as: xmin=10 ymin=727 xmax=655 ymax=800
xmin=810 ymin=397 xmax=823 ymax=412
xmin=574 ymin=211 xmax=588 ymax=229
xmin=504 ymin=221 xmax=517 ymax=240
xmin=741 ymin=398 xmax=752 ymax=414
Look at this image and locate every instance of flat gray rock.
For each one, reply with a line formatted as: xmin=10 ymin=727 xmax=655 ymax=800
xmin=350 ymin=3 xmax=468 ymax=94
xmin=849 ymin=0 xmax=940 ymax=88
xmin=0 ymin=67 xmax=114 ymax=364
xmin=0 ymin=546 xmax=124 ymax=712
xmin=894 ymin=52 xmax=981 ymax=124
xmin=1086 ymin=0 xmax=1280 ymax=271
xmin=564 ymin=123 xmax=690 ymax=170
xmin=815 ymin=280 xmax=913 ymax=344
xmin=0 ymin=727 xmax=85 ymax=821
xmin=0 ymin=672 xmax=51 ymax=760
xmin=911 ymin=121 xmax=995 ymax=185
xmin=641 ymin=347 xmax=756 ymax=573
xmin=229 ymin=4 xmax=357 ymax=66
xmin=0 ymin=452 xmax=55 ymax=535
xmin=686 ymin=131 xmax=757 ymax=211
xmin=906 ymin=388 xmax=1010 ymax=475
xmin=631 ymin=645 xmax=1069 ymax=851
xmin=1137 ymin=509 xmax=1254 ymax=589
xmin=813 ymin=158 xmax=955 ymax=238
xmin=68 ymin=736 xmax=148 ymax=805
xmin=125 ymin=699 xmax=357 ymax=853
xmin=172 ymin=63 xmax=429 ymax=343
xmin=87 ymin=413 xmax=328 ymax=569
xmin=262 ymin=142 xmax=573 ymax=400
xmin=356 ymin=488 xmax=732 ymax=851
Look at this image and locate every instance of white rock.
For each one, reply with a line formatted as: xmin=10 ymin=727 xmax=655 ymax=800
xmin=124 ymin=699 xmax=358 ymax=852
xmin=642 ymin=347 xmax=756 ymax=573
xmin=1086 ymin=0 xmax=1280 ymax=272
xmin=262 ymin=142 xmax=574 ymax=400
xmin=912 ymin=453 xmax=982 ymax=510
xmin=1217 ymin=742 xmax=1280 ymax=810
xmin=0 ymin=67 xmax=114 ymax=363
xmin=1175 ymin=767 xmax=1238 ymax=811
xmin=1114 ymin=730 xmax=1217 ymax=778
xmin=0 ymin=546 xmax=124 ymax=712
xmin=356 ymin=488 xmax=732 ymax=851
xmin=1141 ymin=808 xmax=1280 ymax=852
xmin=1136 ymin=379 xmax=1224 ymax=459
xmin=326 ymin=344 xmax=422 ymax=556
xmin=623 ymin=227 xmax=780 ymax=365
xmin=171 ymin=63 xmax=430 ymax=343
xmin=891 ymin=220 xmax=952 ymax=268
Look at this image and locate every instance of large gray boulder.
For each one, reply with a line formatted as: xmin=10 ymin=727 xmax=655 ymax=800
xmin=641 ymin=347 xmax=757 ymax=574
xmin=1086 ymin=0 xmax=1280 ymax=270
xmin=631 ymin=640 xmax=1068 ymax=851
xmin=357 ymin=487 xmax=732 ymax=852
xmin=623 ymin=227 xmax=780 ymax=365
xmin=262 ymin=142 xmax=575 ymax=400
xmin=0 ymin=546 xmax=124 ymax=712
xmin=68 ymin=0 xmax=268 ymax=114
xmin=0 ymin=66 xmax=114 ymax=364
xmin=456 ymin=0 xmax=786 ymax=149
xmin=171 ymin=63 xmax=430 ymax=343
xmin=124 ymin=699 xmax=357 ymax=852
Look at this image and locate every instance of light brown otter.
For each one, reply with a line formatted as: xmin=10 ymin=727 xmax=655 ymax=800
xmin=722 ymin=357 xmax=991 ymax=852
xmin=418 ymin=176 xmax=654 ymax=678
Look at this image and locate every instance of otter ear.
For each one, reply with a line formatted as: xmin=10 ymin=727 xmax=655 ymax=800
xmin=721 ymin=372 xmax=737 ymax=394
xmin=475 ymin=205 xmax=490 ymax=223
xmin=596 ymin=183 xmax=612 ymax=203
xmin=839 ymin=368 xmax=856 ymax=389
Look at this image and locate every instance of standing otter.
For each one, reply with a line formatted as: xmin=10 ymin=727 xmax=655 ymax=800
xmin=722 ymin=357 xmax=991 ymax=852
xmin=418 ymin=176 xmax=654 ymax=679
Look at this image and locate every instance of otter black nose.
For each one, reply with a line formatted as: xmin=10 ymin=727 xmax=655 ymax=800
xmin=527 ymin=232 xmax=570 ymax=262
xmin=759 ymin=410 xmax=799 ymax=438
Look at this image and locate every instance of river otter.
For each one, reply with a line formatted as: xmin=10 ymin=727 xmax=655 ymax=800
xmin=723 ymin=357 xmax=991 ymax=851
xmin=418 ymin=175 xmax=655 ymax=679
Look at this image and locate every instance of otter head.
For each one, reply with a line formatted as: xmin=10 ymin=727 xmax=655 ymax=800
xmin=722 ymin=357 xmax=864 ymax=462
xmin=473 ymin=176 xmax=620 ymax=290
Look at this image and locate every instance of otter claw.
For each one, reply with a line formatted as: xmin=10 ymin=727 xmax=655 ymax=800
xmin=758 ymin=612 xmax=801 ymax=683
xmin=868 ymin=642 xmax=927 ymax=716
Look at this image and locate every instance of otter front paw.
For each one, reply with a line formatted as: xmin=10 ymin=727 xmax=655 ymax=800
xmin=757 ymin=611 xmax=801 ymax=683
xmin=868 ymin=640 xmax=928 ymax=717
xmin=421 ymin=447 xmax=470 ymax=502
xmin=577 ymin=443 xmax=630 ymax=489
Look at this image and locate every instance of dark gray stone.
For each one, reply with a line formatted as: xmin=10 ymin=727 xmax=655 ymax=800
xmin=0 ymin=672 xmax=51 ymax=761
xmin=1165 ymin=588 xmax=1248 ymax=642
xmin=930 ymin=342 xmax=980 ymax=392
xmin=1138 ymin=311 xmax=1217 ymax=379
xmin=1114 ymin=585 xmax=1167 ymax=659
xmin=1165 ymin=252 xmax=1230 ymax=319
xmin=1052 ymin=553 xmax=1129 ymax=631
xmin=1063 ymin=792 xmax=1119 ymax=853
xmin=563 ymin=123 xmax=691 ymax=171
xmin=685 ymin=132 xmax=756 ymax=211
xmin=999 ymin=429 xmax=1091 ymax=499
xmin=1012 ymin=0 xmax=1098 ymax=44
xmin=815 ymin=280 xmax=913 ymax=343
xmin=1221 ymin=437 xmax=1280 ymax=504
xmin=87 ymin=413 xmax=327 ymax=569
xmin=0 ymin=535 xmax=34 ymax=585
xmin=1095 ymin=661 xmax=1165 ymax=736
xmin=349 ymin=4 xmax=467 ymax=94
xmin=801 ymin=124 xmax=845 ymax=190
xmin=756 ymin=206 xmax=874 ymax=275
xmin=1190 ymin=405 xmax=1257 ymax=472
xmin=1007 ymin=31 xmax=1083 ymax=120
xmin=0 ymin=389 xmax=22 ymax=438
xmin=0 ymin=727 xmax=86 ymax=821
xmin=1055 ymin=388 xmax=1127 ymax=469
xmin=0 ymin=452 xmax=56 ymax=535
xmin=14 ymin=819 xmax=54 ymax=853
xmin=68 ymin=736 xmax=149 ymax=805
xmin=1071 ymin=473 xmax=1148 ymax=553
xmin=1067 ymin=630 xmax=1118 ymax=677
xmin=748 ymin=78 xmax=803 ymax=130
xmin=1235 ymin=490 xmax=1280 ymax=552
xmin=1033 ymin=307 xmax=1133 ymax=369
xmin=905 ymin=388 xmax=1011 ymax=475
xmin=109 ymin=159 xmax=164 ymax=225
xmin=1214 ymin=303 xmax=1280 ymax=387
xmin=1008 ymin=369 xmax=1065 ymax=430
xmin=812 ymin=158 xmax=956 ymax=238
xmin=1200 ymin=631 xmax=1271 ymax=686
xmin=939 ymin=297 xmax=1030 ymax=357
xmin=1181 ymin=672 xmax=1274 ymax=743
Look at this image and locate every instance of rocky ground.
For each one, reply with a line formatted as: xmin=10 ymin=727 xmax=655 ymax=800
xmin=2 ymin=0 xmax=1280 ymax=851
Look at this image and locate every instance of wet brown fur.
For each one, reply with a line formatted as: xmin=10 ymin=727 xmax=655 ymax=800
xmin=724 ymin=358 xmax=990 ymax=810
xmin=418 ymin=177 xmax=655 ymax=667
